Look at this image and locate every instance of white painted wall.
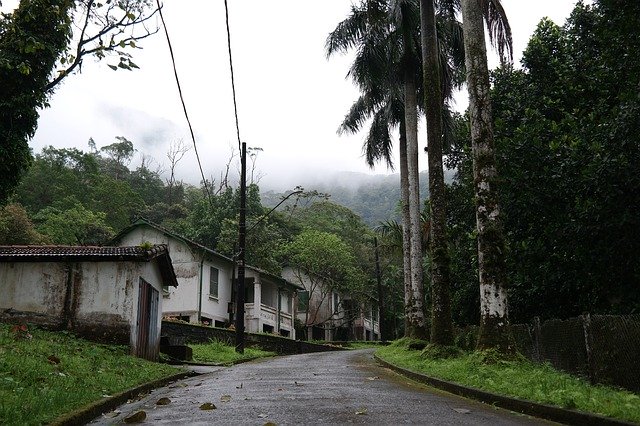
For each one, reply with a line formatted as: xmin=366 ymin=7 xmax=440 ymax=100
xmin=0 ymin=259 xmax=166 ymax=357
xmin=117 ymin=226 xmax=233 ymax=326
xmin=0 ymin=262 xmax=67 ymax=316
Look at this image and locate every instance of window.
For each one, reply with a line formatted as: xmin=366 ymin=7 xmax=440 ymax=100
xmin=298 ymin=291 xmax=309 ymax=311
xmin=332 ymin=292 xmax=339 ymax=314
xmin=209 ymin=267 xmax=219 ymax=298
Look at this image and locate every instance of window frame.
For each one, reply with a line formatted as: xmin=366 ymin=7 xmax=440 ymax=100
xmin=209 ymin=266 xmax=219 ymax=299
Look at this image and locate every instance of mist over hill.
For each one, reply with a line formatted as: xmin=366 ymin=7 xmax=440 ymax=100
xmin=261 ymin=170 xmax=441 ymax=227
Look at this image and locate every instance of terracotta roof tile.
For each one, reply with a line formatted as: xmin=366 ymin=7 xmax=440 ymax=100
xmin=0 ymin=245 xmax=169 ymax=262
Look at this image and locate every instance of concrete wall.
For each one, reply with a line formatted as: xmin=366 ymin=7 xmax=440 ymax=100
xmin=162 ymin=320 xmax=340 ymax=355
xmin=118 ymin=227 xmax=233 ymax=326
xmin=0 ymin=259 xmax=165 ymax=358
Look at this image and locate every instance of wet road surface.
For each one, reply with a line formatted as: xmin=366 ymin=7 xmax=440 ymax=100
xmin=91 ymin=349 xmax=552 ymax=425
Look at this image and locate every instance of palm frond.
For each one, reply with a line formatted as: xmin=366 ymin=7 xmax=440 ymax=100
xmin=480 ymin=0 xmax=513 ymax=64
xmin=375 ymin=219 xmax=404 ymax=242
xmin=364 ymin=108 xmax=395 ymax=169
xmin=338 ymin=93 xmax=377 ymax=135
xmin=325 ymin=4 xmax=368 ymax=58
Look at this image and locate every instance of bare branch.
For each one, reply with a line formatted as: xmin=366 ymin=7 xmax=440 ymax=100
xmin=45 ymin=0 xmax=161 ymax=92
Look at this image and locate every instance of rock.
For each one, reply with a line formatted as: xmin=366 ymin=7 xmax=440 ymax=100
xmin=156 ymin=397 xmax=171 ymax=406
xmin=123 ymin=410 xmax=146 ymax=423
xmin=199 ymin=402 xmax=217 ymax=410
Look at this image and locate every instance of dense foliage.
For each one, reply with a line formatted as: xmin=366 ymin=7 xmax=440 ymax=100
xmin=0 ymin=0 xmax=74 ymax=202
xmin=0 ymin=0 xmax=159 ymax=203
xmin=446 ymin=0 xmax=640 ymax=324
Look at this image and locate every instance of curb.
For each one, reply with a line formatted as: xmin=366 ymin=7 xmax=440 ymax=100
xmin=165 ymin=355 xmax=271 ymax=367
xmin=373 ymin=354 xmax=636 ymax=426
xmin=49 ymin=370 xmax=199 ymax=426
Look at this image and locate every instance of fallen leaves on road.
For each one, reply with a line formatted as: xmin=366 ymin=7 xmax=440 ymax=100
xmin=156 ymin=397 xmax=171 ymax=406
xmin=258 ymin=413 xmax=269 ymax=418
xmin=452 ymin=408 xmax=471 ymax=414
xmin=236 ymin=383 xmax=243 ymax=389
xmin=355 ymin=407 xmax=368 ymax=415
xmin=123 ymin=410 xmax=146 ymax=423
xmin=199 ymin=402 xmax=217 ymax=410
xmin=220 ymin=394 xmax=232 ymax=403
xmin=294 ymin=381 xmax=304 ymax=386
xmin=366 ymin=376 xmax=379 ymax=381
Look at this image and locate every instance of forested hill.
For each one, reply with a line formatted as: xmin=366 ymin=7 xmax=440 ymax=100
xmin=262 ymin=170 xmax=452 ymax=227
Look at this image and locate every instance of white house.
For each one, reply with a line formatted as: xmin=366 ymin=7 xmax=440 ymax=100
xmin=111 ymin=219 xmax=301 ymax=338
xmin=0 ymin=245 xmax=178 ymax=360
xmin=282 ymin=266 xmax=380 ymax=341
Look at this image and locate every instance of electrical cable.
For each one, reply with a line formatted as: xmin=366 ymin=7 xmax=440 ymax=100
xmin=223 ymin=0 xmax=242 ymax=152
xmin=155 ymin=0 xmax=213 ymax=206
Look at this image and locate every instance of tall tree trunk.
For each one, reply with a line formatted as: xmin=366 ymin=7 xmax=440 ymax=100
xmin=461 ymin=0 xmax=514 ymax=353
xmin=399 ymin=119 xmax=413 ymax=335
xmin=419 ymin=0 xmax=454 ymax=346
xmin=402 ymin=19 xmax=427 ymax=339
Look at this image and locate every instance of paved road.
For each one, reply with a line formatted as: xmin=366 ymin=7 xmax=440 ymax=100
xmin=91 ymin=349 xmax=552 ymax=425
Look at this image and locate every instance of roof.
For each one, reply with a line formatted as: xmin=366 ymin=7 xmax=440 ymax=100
xmin=0 ymin=244 xmax=179 ymax=287
xmin=110 ymin=218 xmax=234 ymax=263
xmin=111 ymin=218 xmax=304 ymax=291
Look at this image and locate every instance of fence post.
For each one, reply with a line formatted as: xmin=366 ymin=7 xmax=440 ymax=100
xmin=532 ymin=316 xmax=542 ymax=363
xmin=582 ymin=313 xmax=596 ymax=384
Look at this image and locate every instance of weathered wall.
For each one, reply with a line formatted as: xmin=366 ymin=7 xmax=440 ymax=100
xmin=282 ymin=267 xmax=333 ymax=325
xmin=0 ymin=262 xmax=67 ymax=326
xmin=0 ymin=259 xmax=165 ymax=358
xmin=161 ymin=320 xmax=341 ymax=355
xmin=119 ymin=227 xmax=234 ymax=326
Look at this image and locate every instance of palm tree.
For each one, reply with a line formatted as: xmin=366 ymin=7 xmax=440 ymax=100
xmin=460 ymin=0 xmax=514 ymax=353
xmin=327 ymin=0 xmax=428 ymax=337
xmin=419 ymin=0 xmax=454 ymax=345
xmin=328 ymin=0 xmax=465 ymax=339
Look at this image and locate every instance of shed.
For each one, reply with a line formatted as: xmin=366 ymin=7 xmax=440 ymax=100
xmin=0 ymin=245 xmax=178 ymax=360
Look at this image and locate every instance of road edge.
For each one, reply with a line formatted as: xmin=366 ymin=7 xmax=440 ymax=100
xmin=373 ymin=354 xmax=636 ymax=426
xmin=48 ymin=370 xmax=199 ymax=426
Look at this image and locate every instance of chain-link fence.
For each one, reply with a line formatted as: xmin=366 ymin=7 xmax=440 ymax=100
xmin=455 ymin=314 xmax=640 ymax=392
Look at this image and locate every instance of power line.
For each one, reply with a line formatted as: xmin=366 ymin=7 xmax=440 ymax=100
xmin=155 ymin=0 xmax=213 ymax=206
xmin=223 ymin=0 xmax=242 ymax=152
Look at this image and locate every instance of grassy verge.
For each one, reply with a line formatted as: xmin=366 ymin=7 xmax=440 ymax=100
xmin=190 ymin=340 xmax=275 ymax=364
xmin=376 ymin=339 xmax=640 ymax=424
xmin=0 ymin=323 xmax=182 ymax=426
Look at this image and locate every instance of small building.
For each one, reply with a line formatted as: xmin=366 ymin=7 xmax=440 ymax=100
xmin=0 ymin=245 xmax=178 ymax=360
xmin=111 ymin=218 xmax=301 ymax=338
xmin=282 ymin=266 xmax=379 ymax=341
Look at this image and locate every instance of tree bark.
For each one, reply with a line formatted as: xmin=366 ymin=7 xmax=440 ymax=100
xmin=419 ymin=0 xmax=454 ymax=345
xmin=403 ymin=23 xmax=427 ymax=339
xmin=398 ymin=119 xmax=413 ymax=335
xmin=461 ymin=0 xmax=514 ymax=353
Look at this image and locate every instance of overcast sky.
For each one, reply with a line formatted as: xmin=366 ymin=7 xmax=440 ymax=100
xmin=4 ymin=0 xmax=580 ymax=191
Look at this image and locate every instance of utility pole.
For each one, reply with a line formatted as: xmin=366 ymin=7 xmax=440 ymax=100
xmin=374 ymin=237 xmax=386 ymax=341
xmin=235 ymin=142 xmax=247 ymax=353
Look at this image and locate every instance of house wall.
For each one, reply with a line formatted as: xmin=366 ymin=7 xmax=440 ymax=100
xmin=0 ymin=261 xmax=68 ymax=324
xmin=282 ymin=267 xmax=334 ymax=326
xmin=0 ymin=260 xmax=165 ymax=357
xmin=282 ymin=266 xmax=378 ymax=341
xmin=117 ymin=227 xmax=233 ymax=326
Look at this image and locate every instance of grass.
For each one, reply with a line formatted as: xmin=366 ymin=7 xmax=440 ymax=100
xmin=376 ymin=339 xmax=640 ymax=424
xmin=342 ymin=341 xmax=387 ymax=349
xmin=0 ymin=323 xmax=182 ymax=426
xmin=190 ymin=339 xmax=275 ymax=364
